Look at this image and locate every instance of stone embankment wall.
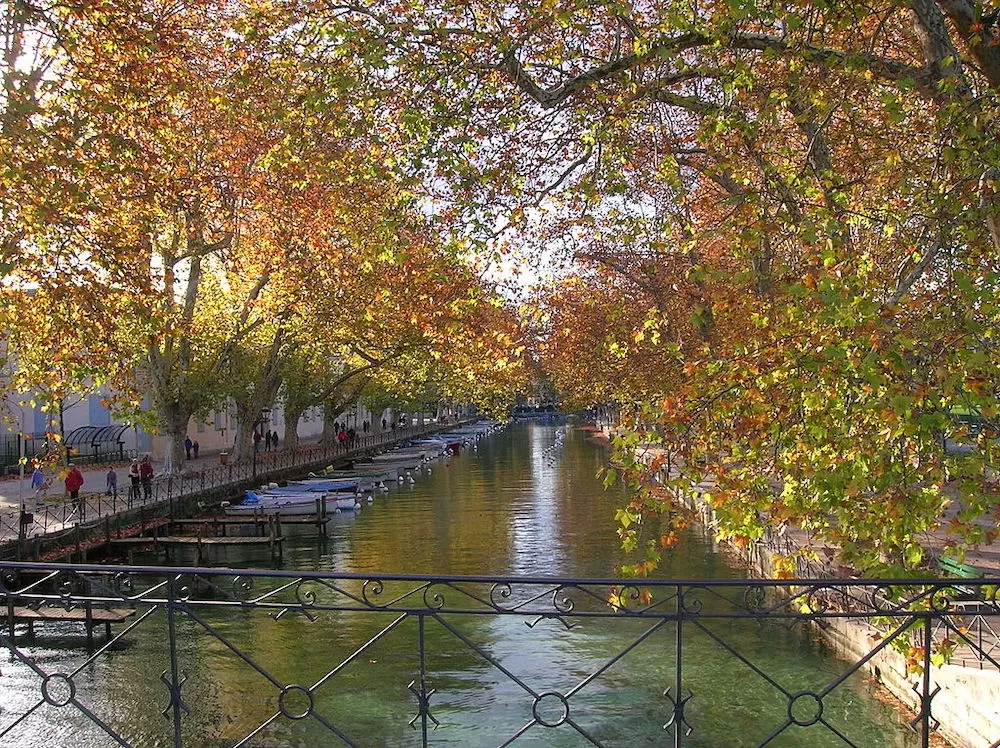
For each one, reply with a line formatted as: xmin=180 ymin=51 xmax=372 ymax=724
xmin=1 ymin=456 xmax=340 ymax=563
xmin=628 ymin=438 xmax=999 ymax=748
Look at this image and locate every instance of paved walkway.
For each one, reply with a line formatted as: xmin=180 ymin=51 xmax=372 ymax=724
xmin=0 ymin=426 xmax=448 ymax=547
xmin=634 ymin=445 xmax=1000 ymax=576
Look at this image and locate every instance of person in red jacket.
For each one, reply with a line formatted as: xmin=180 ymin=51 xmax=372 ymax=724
xmin=65 ymin=464 xmax=85 ymax=519
xmin=139 ymin=455 xmax=154 ymax=501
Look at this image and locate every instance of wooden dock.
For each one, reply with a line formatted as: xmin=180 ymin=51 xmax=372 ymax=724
xmin=6 ymin=601 xmax=136 ymax=647
xmin=170 ymin=515 xmax=329 ymax=535
xmin=108 ymin=536 xmax=280 ymax=546
xmin=108 ymin=534 xmax=283 ymax=563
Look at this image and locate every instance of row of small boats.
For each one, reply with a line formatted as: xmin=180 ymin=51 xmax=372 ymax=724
xmin=220 ymin=421 xmax=502 ymax=517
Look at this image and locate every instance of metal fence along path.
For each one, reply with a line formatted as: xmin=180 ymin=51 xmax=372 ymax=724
xmin=1 ymin=563 xmax=998 ymax=747
xmin=0 ymin=425 xmax=453 ymax=549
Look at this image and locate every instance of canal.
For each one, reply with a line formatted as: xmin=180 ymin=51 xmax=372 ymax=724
xmin=1 ymin=422 xmax=920 ymax=746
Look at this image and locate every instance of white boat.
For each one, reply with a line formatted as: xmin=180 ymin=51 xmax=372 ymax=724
xmin=267 ymin=478 xmax=359 ymax=493
xmin=224 ymin=491 xmax=360 ymax=516
xmin=358 ymin=456 xmax=422 ymax=470
xmin=370 ymin=450 xmax=427 ymax=463
xmin=308 ymin=470 xmax=388 ymax=479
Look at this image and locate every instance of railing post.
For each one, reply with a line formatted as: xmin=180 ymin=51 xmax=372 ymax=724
xmin=675 ymin=584 xmax=684 ymax=748
xmin=919 ymin=615 xmax=933 ymax=748
xmin=165 ymin=575 xmax=185 ymax=746
xmin=417 ymin=613 xmax=430 ymax=745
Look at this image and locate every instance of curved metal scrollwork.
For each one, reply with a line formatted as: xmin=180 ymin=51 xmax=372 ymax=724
xmin=293 ymin=577 xmax=325 ymax=608
xmin=422 ymin=582 xmax=450 ymax=610
xmin=231 ymin=575 xmax=254 ymax=602
xmin=678 ymin=585 xmax=707 ymax=615
xmin=170 ymin=573 xmax=195 ymax=602
xmin=552 ymin=584 xmax=579 ymax=614
xmin=0 ymin=567 xmax=21 ymax=593
xmin=868 ymin=583 xmax=906 ymax=616
xmin=111 ymin=571 xmax=134 ymax=596
xmin=489 ymin=581 xmax=514 ymax=610
xmin=802 ymin=584 xmax=838 ymax=616
xmin=929 ymin=586 xmax=961 ymax=614
xmin=361 ymin=578 xmax=386 ymax=608
xmin=55 ymin=569 xmax=82 ymax=600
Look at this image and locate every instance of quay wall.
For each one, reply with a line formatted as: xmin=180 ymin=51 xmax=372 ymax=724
xmin=2 ymin=454 xmax=343 ymax=564
xmin=626 ymin=437 xmax=999 ymax=748
xmin=1 ymin=422 xmax=475 ymax=563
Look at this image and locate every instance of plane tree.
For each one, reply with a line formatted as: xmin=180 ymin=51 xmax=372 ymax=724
xmin=292 ymin=0 xmax=1000 ymax=573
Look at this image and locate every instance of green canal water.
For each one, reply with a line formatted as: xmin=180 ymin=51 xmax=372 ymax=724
xmin=1 ymin=423 xmax=919 ymax=746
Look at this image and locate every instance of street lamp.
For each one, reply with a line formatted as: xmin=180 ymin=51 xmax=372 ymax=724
xmin=252 ymin=408 xmax=272 ymax=478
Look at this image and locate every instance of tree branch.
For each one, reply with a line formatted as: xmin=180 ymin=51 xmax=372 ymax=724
xmin=502 ymin=30 xmax=932 ymax=110
xmin=934 ymin=0 xmax=1000 ymax=89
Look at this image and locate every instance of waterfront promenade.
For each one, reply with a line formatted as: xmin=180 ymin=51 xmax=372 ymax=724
xmin=0 ymin=424 xmax=452 ymax=552
xmin=584 ymin=423 xmax=1000 ymax=576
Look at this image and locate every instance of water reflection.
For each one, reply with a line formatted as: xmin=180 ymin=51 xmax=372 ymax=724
xmin=505 ymin=425 xmax=567 ymax=575
xmin=0 ymin=423 xmax=919 ymax=747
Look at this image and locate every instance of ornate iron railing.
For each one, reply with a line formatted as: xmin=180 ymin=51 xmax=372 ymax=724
xmin=1 ymin=563 xmax=998 ymax=747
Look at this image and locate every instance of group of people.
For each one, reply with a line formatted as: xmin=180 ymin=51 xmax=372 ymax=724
xmin=28 ymin=455 xmax=157 ymax=521
xmin=252 ymin=429 xmax=279 ymax=453
xmin=183 ymin=436 xmax=201 ymax=460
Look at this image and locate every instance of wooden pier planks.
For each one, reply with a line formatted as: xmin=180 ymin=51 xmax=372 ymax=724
xmin=6 ymin=601 xmax=136 ymax=647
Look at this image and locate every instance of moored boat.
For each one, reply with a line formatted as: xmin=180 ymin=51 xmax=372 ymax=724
xmin=223 ymin=491 xmax=361 ymax=516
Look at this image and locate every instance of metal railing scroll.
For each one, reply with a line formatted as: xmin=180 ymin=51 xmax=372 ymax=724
xmin=1 ymin=563 xmax=998 ymax=747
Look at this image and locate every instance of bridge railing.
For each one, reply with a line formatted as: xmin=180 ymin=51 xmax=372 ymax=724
xmin=1 ymin=563 xmax=998 ymax=747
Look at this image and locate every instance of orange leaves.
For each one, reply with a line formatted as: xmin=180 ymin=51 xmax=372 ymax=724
xmin=660 ymin=395 xmax=680 ymax=412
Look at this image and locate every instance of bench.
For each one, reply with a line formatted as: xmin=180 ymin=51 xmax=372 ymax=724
xmin=937 ymin=557 xmax=987 ymax=601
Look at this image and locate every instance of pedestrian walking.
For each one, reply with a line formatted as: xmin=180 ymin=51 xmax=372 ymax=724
xmin=271 ymin=431 xmax=279 ymax=450
xmin=184 ymin=436 xmax=193 ymax=459
xmin=265 ymin=430 xmax=272 ymax=452
xmin=128 ymin=459 xmax=141 ymax=505
xmin=65 ymin=463 xmax=85 ymax=519
xmin=30 ymin=464 xmax=47 ymax=498
xmin=193 ymin=440 xmax=200 ymax=458
xmin=139 ymin=456 xmax=154 ymax=501
xmin=106 ymin=466 xmax=118 ymax=501
xmin=253 ymin=430 xmax=262 ymax=454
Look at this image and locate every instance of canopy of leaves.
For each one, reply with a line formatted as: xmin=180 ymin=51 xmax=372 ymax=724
xmin=1 ymin=0 xmax=528 ymax=453
xmin=5 ymin=0 xmax=1000 ymax=575
xmin=281 ymin=0 xmax=1000 ymax=575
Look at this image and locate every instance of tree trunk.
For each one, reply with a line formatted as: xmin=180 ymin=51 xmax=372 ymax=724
xmin=283 ymin=407 xmax=303 ymax=451
xmin=158 ymin=404 xmax=194 ymax=474
xmin=321 ymin=406 xmax=338 ymax=447
xmin=230 ymin=408 xmax=255 ymax=463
